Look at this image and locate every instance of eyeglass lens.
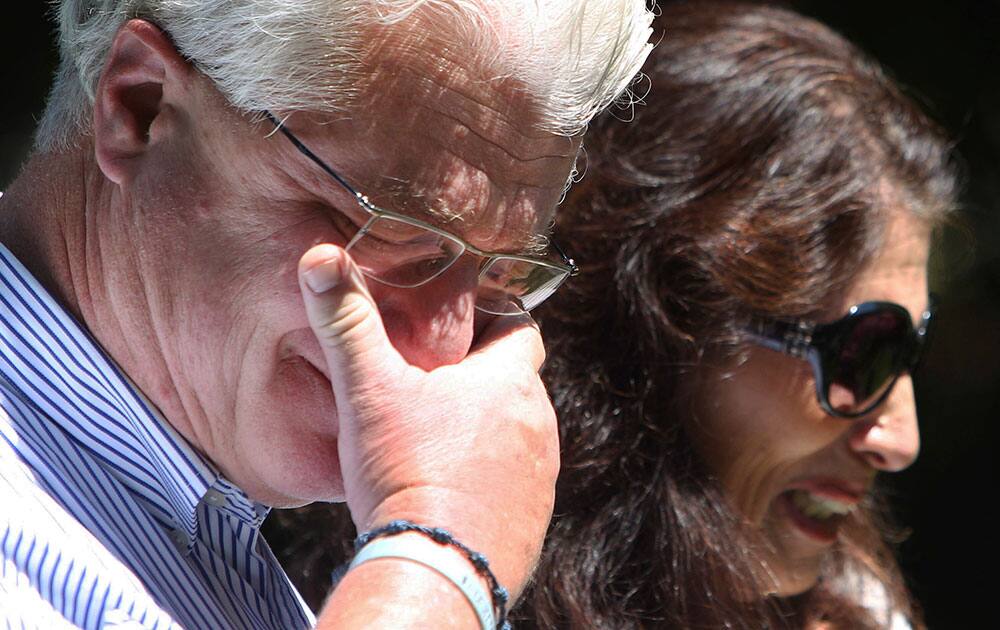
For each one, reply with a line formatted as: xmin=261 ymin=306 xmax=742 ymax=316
xmin=346 ymin=214 xmax=465 ymax=288
xmin=820 ymin=308 xmax=914 ymax=415
xmin=345 ymin=215 xmax=568 ymax=315
xmin=478 ymin=258 xmax=569 ymax=315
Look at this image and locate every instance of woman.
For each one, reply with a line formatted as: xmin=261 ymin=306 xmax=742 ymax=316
xmin=520 ymin=2 xmax=956 ymax=628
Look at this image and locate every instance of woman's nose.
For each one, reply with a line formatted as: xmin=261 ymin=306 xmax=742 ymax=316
xmin=847 ymin=374 xmax=921 ymax=472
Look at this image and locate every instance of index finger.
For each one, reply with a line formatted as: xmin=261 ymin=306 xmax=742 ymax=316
xmin=466 ymin=312 xmax=546 ymax=373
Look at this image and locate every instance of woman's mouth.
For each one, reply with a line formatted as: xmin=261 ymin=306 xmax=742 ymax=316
xmin=778 ymin=488 xmax=857 ymax=543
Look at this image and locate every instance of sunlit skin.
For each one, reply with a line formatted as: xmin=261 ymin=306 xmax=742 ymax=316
xmin=0 ymin=12 xmax=590 ymax=626
xmin=690 ymin=208 xmax=929 ymax=596
xmin=0 ymin=21 xmax=579 ymax=511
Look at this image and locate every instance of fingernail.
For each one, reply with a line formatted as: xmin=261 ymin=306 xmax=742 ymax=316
xmin=304 ymin=258 xmax=343 ymax=294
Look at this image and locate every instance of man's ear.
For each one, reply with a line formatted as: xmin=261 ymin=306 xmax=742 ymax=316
xmin=93 ymin=19 xmax=192 ymax=185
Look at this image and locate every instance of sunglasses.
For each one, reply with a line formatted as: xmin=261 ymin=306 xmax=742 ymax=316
xmin=745 ymin=300 xmax=933 ymax=418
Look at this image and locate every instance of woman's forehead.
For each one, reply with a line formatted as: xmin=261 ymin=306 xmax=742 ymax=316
xmin=835 ymin=211 xmax=931 ymax=322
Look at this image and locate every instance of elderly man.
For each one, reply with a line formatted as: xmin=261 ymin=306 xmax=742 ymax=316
xmin=0 ymin=1 xmax=652 ymax=628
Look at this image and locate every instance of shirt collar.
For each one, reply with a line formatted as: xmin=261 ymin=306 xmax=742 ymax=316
xmin=0 ymin=244 xmax=265 ymax=542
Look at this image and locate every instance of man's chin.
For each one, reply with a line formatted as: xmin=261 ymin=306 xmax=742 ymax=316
xmin=246 ymin=438 xmax=345 ymax=508
xmin=239 ymin=345 xmax=345 ymax=505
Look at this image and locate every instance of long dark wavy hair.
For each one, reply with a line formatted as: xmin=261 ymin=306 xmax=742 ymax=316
xmin=516 ymin=2 xmax=956 ymax=628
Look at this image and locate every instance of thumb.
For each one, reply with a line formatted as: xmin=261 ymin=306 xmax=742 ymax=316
xmin=298 ymin=244 xmax=401 ymax=392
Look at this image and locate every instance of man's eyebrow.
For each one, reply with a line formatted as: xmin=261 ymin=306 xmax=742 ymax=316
xmin=375 ymin=178 xmax=461 ymax=221
xmin=369 ymin=181 xmax=552 ymax=256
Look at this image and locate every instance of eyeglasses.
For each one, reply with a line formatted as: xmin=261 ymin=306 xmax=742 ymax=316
xmin=263 ymin=111 xmax=578 ymax=316
xmin=745 ymin=301 xmax=934 ymax=418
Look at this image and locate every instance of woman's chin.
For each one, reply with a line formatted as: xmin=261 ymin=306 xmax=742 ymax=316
xmin=765 ymin=564 xmax=822 ymax=598
xmin=757 ymin=499 xmax=835 ymax=597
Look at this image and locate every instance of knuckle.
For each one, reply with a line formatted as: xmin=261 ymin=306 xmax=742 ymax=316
xmin=509 ymin=367 xmax=544 ymax=402
xmin=534 ymin=342 xmax=547 ymax=370
xmin=311 ymin=298 xmax=372 ymax=347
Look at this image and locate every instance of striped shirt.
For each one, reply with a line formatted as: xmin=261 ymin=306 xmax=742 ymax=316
xmin=0 ymin=244 xmax=316 ymax=629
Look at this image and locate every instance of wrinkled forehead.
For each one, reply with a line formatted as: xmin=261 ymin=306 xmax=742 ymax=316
xmin=321 ymin=15 xmax=582 ymax=252
xmin=357 ymin=9 xmax=546 ymax=129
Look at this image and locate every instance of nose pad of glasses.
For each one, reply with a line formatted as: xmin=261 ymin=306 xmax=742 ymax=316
xmin=344 ymin=216 xmax=375 ymax=251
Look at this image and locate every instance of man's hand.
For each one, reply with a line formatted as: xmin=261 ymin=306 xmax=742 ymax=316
xmin=298 ymin=243 xmax=560 ymax=622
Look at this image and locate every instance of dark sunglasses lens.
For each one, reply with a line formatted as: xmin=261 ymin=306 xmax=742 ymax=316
xmin=822 ymin=308 xmax=913 ymax=415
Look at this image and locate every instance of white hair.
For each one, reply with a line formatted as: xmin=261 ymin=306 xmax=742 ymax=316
xmin=37 ymin=0 xmax=655 ymax=150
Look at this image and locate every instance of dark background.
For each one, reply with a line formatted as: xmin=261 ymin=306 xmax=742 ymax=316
xmin=2 ymin=2 xmax=995 ymax=627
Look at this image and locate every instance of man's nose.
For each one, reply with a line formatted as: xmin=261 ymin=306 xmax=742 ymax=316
xmin=847 ymin=374 xmax=921 ymax=472
xmin=373 ymin=257 xmax=480 ymax=370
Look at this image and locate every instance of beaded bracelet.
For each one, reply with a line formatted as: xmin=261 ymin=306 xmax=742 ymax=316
xmin=354 ymin=520 xmax=510 ymax=630
xmin=350 ymin=534 xmax=494 ymax=629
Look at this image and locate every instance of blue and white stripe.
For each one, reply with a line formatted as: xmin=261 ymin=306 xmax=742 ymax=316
xmin=0 ymin=244 xmax=315 ymax=629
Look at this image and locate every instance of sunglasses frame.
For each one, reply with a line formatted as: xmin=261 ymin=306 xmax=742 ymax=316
xmin=746 ymin=300 xmax=933 ymax=418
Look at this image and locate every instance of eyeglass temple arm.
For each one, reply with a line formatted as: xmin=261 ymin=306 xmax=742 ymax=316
xmin=262 ymin=111 xmax=362 ymax=202
xmin=745 ymin=318 xmax=815 ymax=358
xmin=550 ymin=240 xmax=579 ymax=276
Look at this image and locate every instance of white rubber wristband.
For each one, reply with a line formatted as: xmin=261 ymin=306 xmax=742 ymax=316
xmin=348 ymin=534 xmax=495 ymax=630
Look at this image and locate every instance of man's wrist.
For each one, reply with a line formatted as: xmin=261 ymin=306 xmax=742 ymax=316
xmin=359 ymin=486 xmax=549 ymax=603
xmin=349 ymin=530 xmax=498 ymax=629
xmin=321 ymin=532 xmax=488 ymax=630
